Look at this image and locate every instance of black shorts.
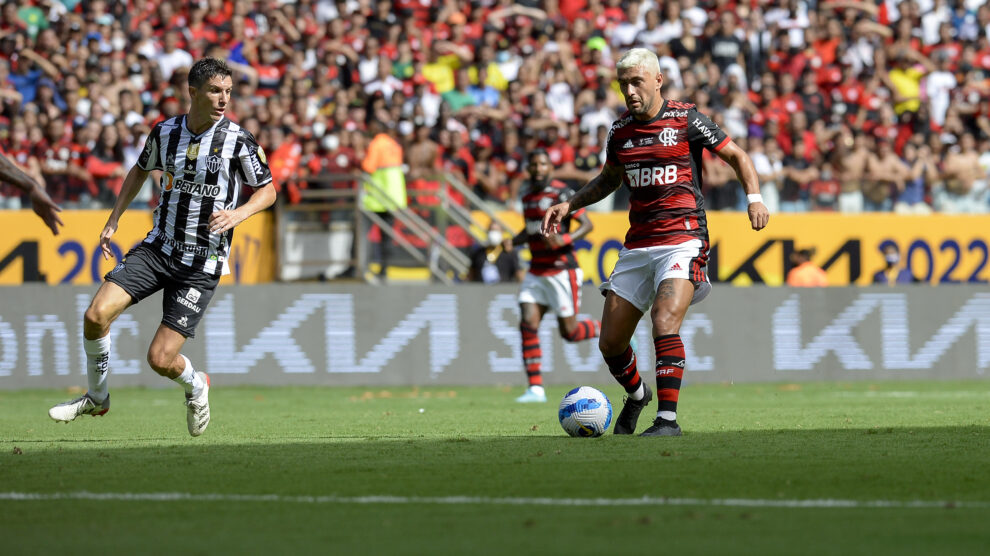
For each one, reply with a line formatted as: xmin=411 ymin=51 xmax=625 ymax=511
xmin=104 ymin=243 xmax=220 ymax=338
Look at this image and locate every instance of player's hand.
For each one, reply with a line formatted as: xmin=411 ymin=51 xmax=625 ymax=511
xmin=541 ymin=201 xmax=570 ymax=237
xmin=99 ymin=222 xmax=118 ymax=260
xmin=748 ymin=201 xmax=769 ymax=231
xmin=29 ymin=186 xmax=64 ymax=236
xmin=209 ymin=209 xmax=245 ymax=235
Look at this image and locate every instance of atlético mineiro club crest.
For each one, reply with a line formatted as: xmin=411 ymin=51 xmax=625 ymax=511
xmin=206 ymin=155 xmax=224 ymax=173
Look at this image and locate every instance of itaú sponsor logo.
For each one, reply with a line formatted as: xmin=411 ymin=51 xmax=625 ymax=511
xmin=162 ymin=173 xmax=222 ymax=197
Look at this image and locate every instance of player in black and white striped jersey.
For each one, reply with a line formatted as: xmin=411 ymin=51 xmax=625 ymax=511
xmin=48 ymin=58 xmax=277 ymax=437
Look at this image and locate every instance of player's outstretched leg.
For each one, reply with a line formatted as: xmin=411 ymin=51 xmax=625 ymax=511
xmin=516 ymin=322 xmax=546 ymax=403
xmin=51 ymin=281 xmax=131 ymax=424
xmin=560 ymin=319 xmax=601 ymax=343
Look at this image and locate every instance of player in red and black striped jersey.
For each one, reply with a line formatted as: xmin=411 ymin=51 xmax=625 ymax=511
xmin=510 ymin=149 xmax=598 ymax=403
xmin=543 ymin=48 xmax=769 ymax=436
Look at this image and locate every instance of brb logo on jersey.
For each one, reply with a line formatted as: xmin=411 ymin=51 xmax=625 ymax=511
xmin=626 ymin=163 xmax=679 ymax=188
xmin=658 ymin=128 xmax=678 ymax=147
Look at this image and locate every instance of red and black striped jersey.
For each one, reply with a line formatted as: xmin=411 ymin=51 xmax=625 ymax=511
xmin=605 ymin=99 xmax=730 ymax=249
xmin=521 ymin=178 xmax=584 ymax=276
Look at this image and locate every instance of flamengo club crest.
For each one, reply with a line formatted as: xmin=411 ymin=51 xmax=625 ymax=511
xmin=206 ymin=155 xmax=224 ymax=173
xmin=658 ymin=128 xmax=678 ymax=147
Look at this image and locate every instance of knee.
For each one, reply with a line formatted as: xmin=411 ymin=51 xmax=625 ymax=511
xmin=519 ymin=307 xmax=541 ymax=331
xmin=84 ymin=303 xmax=112 ymax=329
xmin=650 ymin=307 xmax=681 ymax=336
xmin=146 ymin=347 xmax=174 ymax=375
xmin=598 ymin=336 xmax=626 ymax=358
xmin=558 ymin=324 xmax=577 ymax=341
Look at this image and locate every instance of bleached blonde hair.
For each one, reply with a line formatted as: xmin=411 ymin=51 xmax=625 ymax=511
xmin=616 ymin=48 xmax=661 ymax=75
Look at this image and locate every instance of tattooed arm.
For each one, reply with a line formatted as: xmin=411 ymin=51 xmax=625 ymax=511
xmin=541 ymin=163 xmax=623 ymax=236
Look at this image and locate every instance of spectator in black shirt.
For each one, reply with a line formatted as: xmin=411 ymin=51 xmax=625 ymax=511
xmin=710 ymin=12 xmax=744 ymax=73
xmin=467 ymin=221 xmax=522 ymax=284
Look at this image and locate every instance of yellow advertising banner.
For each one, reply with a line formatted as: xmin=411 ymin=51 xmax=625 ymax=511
xmin=482 ymin=211 xmax=990 ymax=286
xmin=0 ymin=210 xmax=275 ymax=285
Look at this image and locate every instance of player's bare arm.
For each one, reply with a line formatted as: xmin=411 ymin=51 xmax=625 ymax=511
xmin=716 ymin=140 xmax=769 ymax=231
xmin=209 ymin=182 xmax=277 ymax=235
xmin=541 ymin=163 xmax=622 ymax=236
xmin=100 ymin=165 xmax=150 ymax=260
xmin=0 ymin=152 xmax=64 ymax=235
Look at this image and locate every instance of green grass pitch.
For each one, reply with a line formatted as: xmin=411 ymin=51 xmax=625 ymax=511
xmin=3 ymin=380 xmax=990 ymax=555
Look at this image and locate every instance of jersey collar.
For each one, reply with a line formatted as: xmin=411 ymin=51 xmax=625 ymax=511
xmin=182 ymin=114 xmax=225 ymax=139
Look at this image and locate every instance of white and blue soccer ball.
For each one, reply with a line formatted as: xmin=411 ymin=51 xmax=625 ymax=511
xmin=558 ymin=386 xmax=612 ymax=437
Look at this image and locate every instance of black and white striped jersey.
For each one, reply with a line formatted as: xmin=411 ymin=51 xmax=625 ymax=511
xmin=137 ymin=115 xmax=272 ymax=277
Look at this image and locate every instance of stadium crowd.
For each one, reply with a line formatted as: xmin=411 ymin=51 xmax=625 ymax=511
xmin=2 ymin=0 xmax=990 ymax=215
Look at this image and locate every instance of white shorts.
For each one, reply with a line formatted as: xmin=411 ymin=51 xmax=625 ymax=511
xmin=599 ymin=239 xmax=711 ymax=314
xmin=518 ymin=268 xmax=584 ymax=318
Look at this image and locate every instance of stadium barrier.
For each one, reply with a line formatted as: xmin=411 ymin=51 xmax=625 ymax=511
xmin=0 ymin=211 xmax=276 ymax=285
xmin=480 ymin=211 xmax=990 ymax=286
xmin=1 ymin=284 xmax=987 ymax=389
xmin=5 ymin=210 xmax=990 ymax=286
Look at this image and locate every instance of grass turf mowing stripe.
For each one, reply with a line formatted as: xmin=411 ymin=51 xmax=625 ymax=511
xmin=3 ymin=491 xmax=988 ymax=509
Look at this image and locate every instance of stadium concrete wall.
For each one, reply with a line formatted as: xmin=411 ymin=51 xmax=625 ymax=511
xmin=1 ymin=284 xmax=988 ymax=389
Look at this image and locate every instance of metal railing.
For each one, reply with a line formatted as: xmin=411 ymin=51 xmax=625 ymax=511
xmin=274 ymin=172 xmax=497 ymax=284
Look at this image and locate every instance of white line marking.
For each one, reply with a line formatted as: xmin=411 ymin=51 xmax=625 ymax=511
xmin=1 ymin=492 xmax=987 ymax=509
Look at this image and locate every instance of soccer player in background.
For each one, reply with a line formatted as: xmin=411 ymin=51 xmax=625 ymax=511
xmin=542 ymin=48 xmax=769 ymax=435
xmin=512 ymin=149 xmax=598 ymax=403
xmin=48 ymin=58 xmax=277 ymax=436
xmin=0 ymin=151 xmax=64 ymax=235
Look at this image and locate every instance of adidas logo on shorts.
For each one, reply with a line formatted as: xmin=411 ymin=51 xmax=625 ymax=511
xmin=670 ymin=263 xmax=683 ymax=271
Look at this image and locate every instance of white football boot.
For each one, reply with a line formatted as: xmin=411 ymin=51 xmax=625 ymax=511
xmin=48 ymin=393 xmax=110 ymax=422
xmin=515 ymin=387 xmax=547 ymax=403
xmin=185 ymin=372 xmax=211 ymax=437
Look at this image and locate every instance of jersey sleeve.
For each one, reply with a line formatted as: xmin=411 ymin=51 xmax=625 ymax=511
xmin=236 ymin=132 xmax=274 ymax=188
xmin=686 ymin=108 xmax=730 ymax=152
xmin=136 ymin=123 xmax=163 ymax=171
xmin=604 ymin=124 xmax=618 ymax=166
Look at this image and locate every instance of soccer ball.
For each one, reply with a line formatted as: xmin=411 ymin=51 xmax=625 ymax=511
xmin=558 ymin=386 xmax=612 ymax=437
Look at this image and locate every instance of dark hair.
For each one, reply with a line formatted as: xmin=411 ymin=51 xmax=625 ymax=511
xmin=527 ymin=148 xmax=549 ymax=164
xmin=188 ymin=57 xmax=232 ymax=89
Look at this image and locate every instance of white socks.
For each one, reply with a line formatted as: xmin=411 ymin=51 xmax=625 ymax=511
xmin=172 ymin=355 xmax=205 ymax=397
xmin=84 ymin=335 xmax=111 ymax=403
xmin=659 ymin=410 xmax=677 ymax=421
xmin=629 ymin=383 xmax=646 ymax=401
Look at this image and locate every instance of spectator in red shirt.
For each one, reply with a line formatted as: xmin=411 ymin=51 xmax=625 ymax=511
xmin=86 ymin=125 xmax=126 ymax=204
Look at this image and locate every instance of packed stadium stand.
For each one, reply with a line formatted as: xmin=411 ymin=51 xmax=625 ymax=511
xmin=2 ymin=0 xmax=990 ymax=221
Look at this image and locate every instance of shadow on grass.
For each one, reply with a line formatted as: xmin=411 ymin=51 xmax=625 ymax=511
xmin=4 ymin=426 xmax=990 ymax=504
